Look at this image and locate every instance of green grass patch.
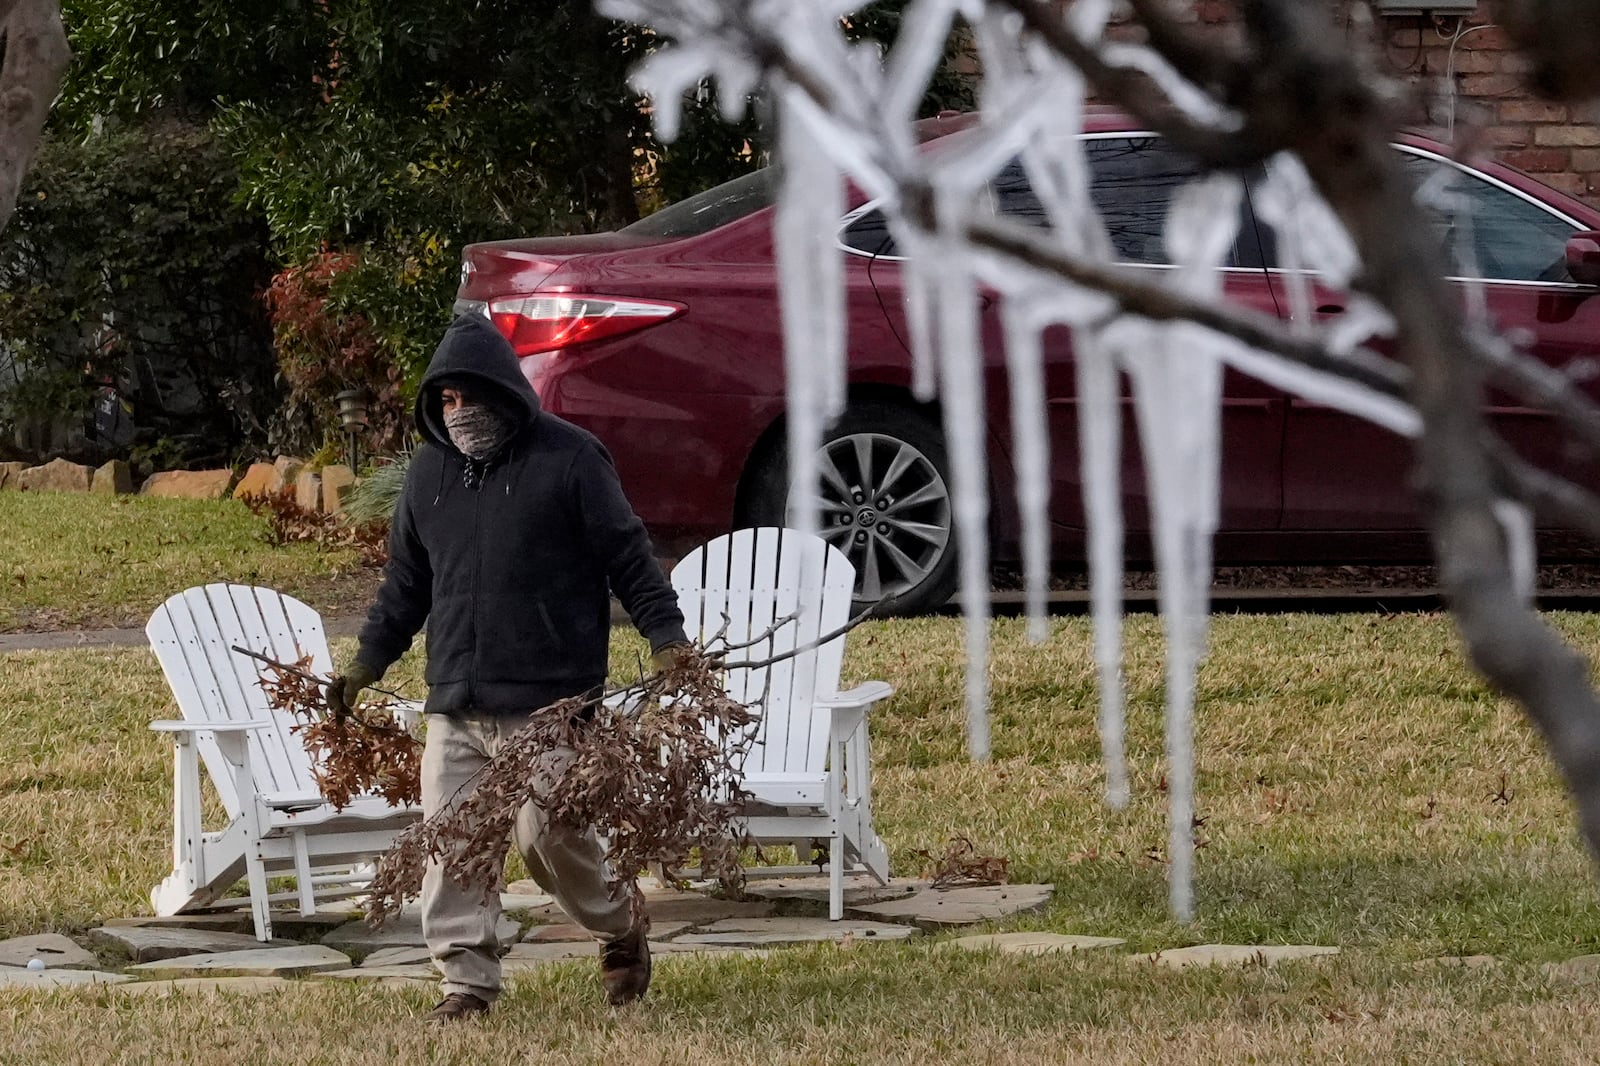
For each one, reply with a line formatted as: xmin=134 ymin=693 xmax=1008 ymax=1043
xmin=0 ymin=492 xmax=375 ymax=631
xmin=5 ymin=612 xmax=1600 ymax=1060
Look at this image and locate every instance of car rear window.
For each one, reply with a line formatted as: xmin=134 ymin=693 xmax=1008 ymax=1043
xmin=623 ymin=168 xmax=776 ymax=238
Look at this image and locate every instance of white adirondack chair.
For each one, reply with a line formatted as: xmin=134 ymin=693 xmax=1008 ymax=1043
xmin=670 ymin=528 xmax=893 ymax=920
xmin=145 ymin=584 xmax=422 ymax=941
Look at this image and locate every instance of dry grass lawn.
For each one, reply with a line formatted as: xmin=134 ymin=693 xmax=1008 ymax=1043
xmin=0 ymin=492 xmax=375 ymax=631
xmin=4 ymin=611 xmax=1600 ymax=1062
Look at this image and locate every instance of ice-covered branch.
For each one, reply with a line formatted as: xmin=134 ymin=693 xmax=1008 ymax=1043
xmin=992 ymin=0 xmax=1270 ymax=166
xmin=1488 ymin=441 xmax=1600 ymax=548
xmin=1468 ymin=329 xmax=1600 ymax=461
xmin=964 ymin=215 xmax=1411 ymax=402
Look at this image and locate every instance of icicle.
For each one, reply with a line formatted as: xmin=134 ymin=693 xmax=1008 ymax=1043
xmin=773 ymin=88 xmax=847 ymax=539
xmin=1254 ymin=154 xmax=1361 ymax=338
xmin=1000 ymin=300 xmax=1053 ymax=644
xmin=1075 ymin=325 xmax=1130 ymax=808
xmin=1116 ymin=175 xmax=1242 ymax=921
xmin=1494 ymin=499 xmax=1536 ymax=604
xmin=929 ymin=194 xmax=994 ymax=761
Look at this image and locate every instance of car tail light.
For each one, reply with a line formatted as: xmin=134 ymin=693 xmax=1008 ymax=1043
xmin=482 ymin=295 xmax=684 ymax=357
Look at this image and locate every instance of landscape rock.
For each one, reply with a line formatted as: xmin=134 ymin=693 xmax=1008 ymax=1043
xmin=673 ymin=917 xmax=917 ymax=948
xmin=1543 ymin=954 xmax=1600 ymax=979
xmin=130 ymin=944 xmax=351 ymax=978
xmin=18 ymin=458 xmax=93 ymax=494
xmin=0 ymin=461 xmax=24 ymax=489
xmin=936 ymin=932 xmax=1126 ymax=956
xmin=522 ymin=922 xmax=594 ymax=943
xmin=360 ymin=946 xmax=433 ymax=968
xmin=0 ymin=933 xmax=98 ymax=970
xmin=1142 ymin=944 xmax=1340 ymax=970
xmin=313 ymin=966 xmax=436 ymax=983
xmin=88 ymin=926 xmax=293 ymax=964
xmin=232 ymin=462 xmax=279 ymax=499
xmin=91 ymin=460 xmax=133 ymax=495
xmin=518 ymin=891 xmax=773 ymax=927
xmin=294 ymin=470 xmax=321 ymax=512
xmin=272 ymin=456 xmax=304 ymax=490
xmin=0 ymin=968 xmax=132 ymax=989
xmin=501 ymin=942 xmax=594 ymax=971
xmin=142 ymin=469 xmax=233 ymax=499
xmin=742 ymin=876 xmax=925 ymax=907
xmin=115 ymin=977 xmax=293 ymax=997
xmin=322 ymin=914 xmax=518 ymax=953
xmin=320 ymin=465 xmax=356 ymax=513
xmin=849 ymin=883 xmax=1054 ymax=928
xmin=502 ymin=882 xmax=554 ymax=904
xmin=104 ymin=914 xmax=255 ymax=935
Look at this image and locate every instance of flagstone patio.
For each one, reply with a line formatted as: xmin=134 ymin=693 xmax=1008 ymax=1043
xmin=0 ymin=876 xmax=1400 ymax=995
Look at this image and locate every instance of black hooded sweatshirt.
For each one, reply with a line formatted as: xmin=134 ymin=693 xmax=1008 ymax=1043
xmin=354 ymin=315 xmax=688 ymax=715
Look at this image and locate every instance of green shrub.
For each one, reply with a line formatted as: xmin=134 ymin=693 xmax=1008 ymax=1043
xmin=0 ymin=121 xmax=277 ymax=466
xmin=342 ymin=452 xmax=412 ymax=528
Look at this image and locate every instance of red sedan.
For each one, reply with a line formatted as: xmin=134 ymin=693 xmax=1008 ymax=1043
xmin=454 ymin=110 xmax=1600 ymax=614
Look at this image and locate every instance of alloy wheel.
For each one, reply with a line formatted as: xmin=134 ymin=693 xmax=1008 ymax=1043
xmin=787 ymin=432 xmax=953 ymax=604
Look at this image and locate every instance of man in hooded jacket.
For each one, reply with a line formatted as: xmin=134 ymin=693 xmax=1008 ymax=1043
xmin=328 ymin=314 xmax=691 ymax=1023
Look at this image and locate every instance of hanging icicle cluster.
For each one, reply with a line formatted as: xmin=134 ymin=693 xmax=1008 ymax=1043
xmin=604 ymin=0 xmax=1431 ymax=921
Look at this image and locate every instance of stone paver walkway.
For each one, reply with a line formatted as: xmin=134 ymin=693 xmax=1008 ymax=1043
xmin=14 ymin=876 xmax=1573 ymax=997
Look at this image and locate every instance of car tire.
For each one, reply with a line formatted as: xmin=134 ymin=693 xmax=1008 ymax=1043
xmin=744 ymin=403 xmax=960 ymax=617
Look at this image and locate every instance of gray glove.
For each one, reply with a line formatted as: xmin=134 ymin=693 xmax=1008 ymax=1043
xmin=326 ymin=660 xmax=378 ymax=721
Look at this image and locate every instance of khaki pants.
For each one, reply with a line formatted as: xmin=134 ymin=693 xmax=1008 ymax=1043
xmin=421 ymin=709 xmax=634 ymax=1003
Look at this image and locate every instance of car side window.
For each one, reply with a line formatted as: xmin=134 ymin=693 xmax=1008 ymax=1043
xmin=842 ymin=209 xmax=896 ymax=256
xmin=1399 ymin=152 xmax=1576 ymax=283
xmin=992 ymin=138 xmax=1259 ymax=267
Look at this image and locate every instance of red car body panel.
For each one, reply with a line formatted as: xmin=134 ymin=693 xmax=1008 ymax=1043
xmin=457 ymin=115 xmax=1600 ymax=565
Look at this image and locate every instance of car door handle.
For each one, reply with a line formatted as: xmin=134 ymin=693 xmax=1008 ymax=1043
xmin=1316 ymin=303 xmax=1346 ymax=315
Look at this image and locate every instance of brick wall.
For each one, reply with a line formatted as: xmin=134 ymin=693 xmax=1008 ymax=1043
xmin=1372 ymin=5 xmax=1600 ymax=201
xmin=971 ymin=2 xmax=1600 ymax=205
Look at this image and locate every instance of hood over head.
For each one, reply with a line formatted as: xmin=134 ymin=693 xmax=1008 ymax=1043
xmin=415 ymin=315 xmax=542 ymax=451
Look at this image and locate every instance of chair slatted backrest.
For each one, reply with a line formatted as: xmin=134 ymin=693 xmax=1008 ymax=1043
xmin=146 ymin=584 xmax=331 ymax=814
xmin=670 ymin=529 xmax=854 ymax=776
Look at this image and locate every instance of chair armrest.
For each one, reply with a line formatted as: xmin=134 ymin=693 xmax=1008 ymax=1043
xmin=263 ymin=795 xmax=330 ymax=813
xmin=390 ymin=700 xmax=425 ymax=733
xmin=814 ymin=681 xmax=894 ymax=711
xmin=817 ymin=681 xmax=893 ymax=742
xmin=150 ymin=719 xmax=272 ymax=735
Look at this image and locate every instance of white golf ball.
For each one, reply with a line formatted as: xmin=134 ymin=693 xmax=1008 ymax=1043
xmin=25 ymin=958 xmax=44 ymax=971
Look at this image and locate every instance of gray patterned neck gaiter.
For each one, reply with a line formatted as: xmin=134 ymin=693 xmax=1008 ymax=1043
xmin=444 ymin=403 xmax=515 ymax=460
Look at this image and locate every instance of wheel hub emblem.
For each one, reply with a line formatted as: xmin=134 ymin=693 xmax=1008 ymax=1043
xmin=857 ymin=507 xmax=877 ymax=527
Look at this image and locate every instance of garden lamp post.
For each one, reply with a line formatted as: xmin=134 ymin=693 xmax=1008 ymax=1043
xmin=335 ymin=389 xmax=368 ymax=472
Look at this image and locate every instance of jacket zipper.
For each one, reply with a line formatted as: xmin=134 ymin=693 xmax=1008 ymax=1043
xmin=467 ymin=462 xmax=482 ymax=706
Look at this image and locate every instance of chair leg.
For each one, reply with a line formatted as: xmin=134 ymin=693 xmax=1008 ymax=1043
xmin=829 ymin=832 xmax=844 ymax=921
xmin=292 ymin=831 xmax=316 ymax=916
xmin=245 ymin=844 xmax=273 ymax=942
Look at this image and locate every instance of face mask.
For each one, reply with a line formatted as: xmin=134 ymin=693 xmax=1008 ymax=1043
xmin=444 ymin=403 xmax=514 ymax=460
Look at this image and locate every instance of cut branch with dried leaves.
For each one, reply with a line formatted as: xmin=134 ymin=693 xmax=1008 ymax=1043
xmin=915 ymin=836 xmax=1011 ymax=888
xmin=361 ymin=647 xmax=758 ymax=927
xmin=244 ymin=648 xmax=422 ymax=810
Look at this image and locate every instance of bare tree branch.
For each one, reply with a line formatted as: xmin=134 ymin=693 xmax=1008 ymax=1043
xmin=1496 ymin=0 xmax=1600 ymax=101
xmin=0 ymin=0 xmax=69 ymax=235
xmin=1124 ymin=0 xmax=1250 ymax=94
xmin=993 ymin=0 xmax=1277 ymax=168
xmin=1223 ymin=0 xmax=1600 ymax=872
xmin=1488 ymin=439 xmax=1600 ymax=547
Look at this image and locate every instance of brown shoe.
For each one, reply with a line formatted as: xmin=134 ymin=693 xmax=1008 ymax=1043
xmin=600 ymin=926 xmax=651 ymax=1006
xmin=425 ymin=992 xmax=490 ymax=1024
